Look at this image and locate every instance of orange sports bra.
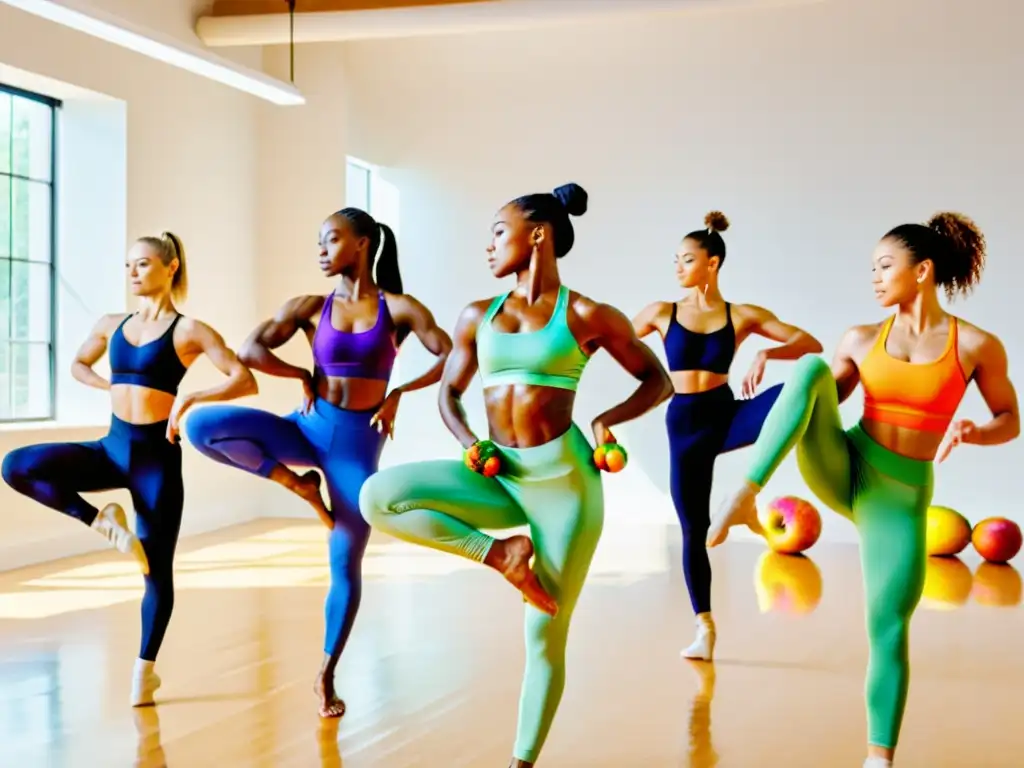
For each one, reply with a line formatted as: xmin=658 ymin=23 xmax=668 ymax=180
xmin=859 ymin=315 xmax=968 ymax=434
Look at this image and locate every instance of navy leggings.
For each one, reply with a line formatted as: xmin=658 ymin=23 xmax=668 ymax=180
xmin=667 ymin=383 xmax=783 ymax=614
xmin=1 ymin=417 xmax=183 ymax=661
xmin=183 ymin=398 xmax=386 ymax=661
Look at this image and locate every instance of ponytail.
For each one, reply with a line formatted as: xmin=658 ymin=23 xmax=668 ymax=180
xmin=374 ymin=222 xmax=403 ymax=295
xmin=163 ymin=231 xmax=188 ymax=303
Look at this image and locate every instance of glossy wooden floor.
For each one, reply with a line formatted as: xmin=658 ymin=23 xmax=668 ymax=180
xmin=0 ymin=520 xmax=1021 ymax=766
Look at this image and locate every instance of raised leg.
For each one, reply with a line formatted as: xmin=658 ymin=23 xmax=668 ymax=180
xmin=1 ymin=439 xmax=147 ymax=570
xmin=358 ymin=459 xmax=556 ymax=613
xmin=708 ymin=356 xmax=853 ymax=547
xmin=183 ymin=404 xmax=329 ymax=524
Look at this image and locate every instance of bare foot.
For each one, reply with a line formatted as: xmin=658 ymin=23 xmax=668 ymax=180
xmin=486 ymin=536 xmax=558 ymax=616
xmin=706 ymin=481 xmax=761 ymax=547
xmin=314 ymin=672 xmax=346 ymax=719
xmin=271 ymin=466 xmax=332 ymax=527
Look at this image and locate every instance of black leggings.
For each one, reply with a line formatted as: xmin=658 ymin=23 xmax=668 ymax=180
xmin=667 ymin=383 xmax=782 ymax=614
xmin=2 ymin=417 xmax=183 ymax=661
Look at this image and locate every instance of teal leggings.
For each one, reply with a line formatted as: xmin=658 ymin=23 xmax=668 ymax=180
xmin=359 ymin=424 xmax=604 ymax=763
xmin=745 ymin=355 xmax=933 ymax=750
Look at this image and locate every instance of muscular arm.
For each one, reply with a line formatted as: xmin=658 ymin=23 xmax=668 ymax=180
xmin=179 ymin=320 xmax=258 ymax=406
xmin=970 ymin=333 xmax=1020 ymax=445
xmin=631 ymin=301 xmax=667 ymax=340
xmin=437 ymin=302 xmax=486 ymax=449
xmin=71 ymin=314 xmax=120 ymax=391
xmin=588 ymin=301 xmax=674 ymax=433
xmin=388 ymin=294 xmax=453 ymax=395
xmin=831 ymin=326 xmax=864 ymax=405
xmin=238 ymin=295 xmax=322 ymax=381
xmin=747 ymin=305 xmax=823 ymax=361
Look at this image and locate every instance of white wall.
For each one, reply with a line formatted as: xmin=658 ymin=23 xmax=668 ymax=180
xmin=318 ymin=0 xmax=1024 ymax=541
xmin=0 ymin=1 xmax=268 ymax=569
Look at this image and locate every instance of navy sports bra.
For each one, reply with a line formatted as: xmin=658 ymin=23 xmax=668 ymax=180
xmin=108 ymin=314 xmax=189 ymax=396
xmin=663 ymin=302 xmax=736 ymax=375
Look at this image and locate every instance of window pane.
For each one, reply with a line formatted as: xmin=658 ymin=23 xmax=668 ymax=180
xmin=11 ymin=341 xmax=50 ymax=419
xmin=11 ymin=96 xmax=51 ymax=182
xmin=346 ymin=161 xmax=371 ymax=212
xmin=0 ymin=174 xmax=9 ymax=260
xmin=0 ymin=342 xmax=9 ymax=419
xmin=0 ymin=93 xmax=10 ymax=175
xmin=0 ymin=259 xmax=9 ymax=340
xmin=10 ymin=260 xmax=51 ymax=342
xmin=11 ymin=178 xmax=51 ymax=263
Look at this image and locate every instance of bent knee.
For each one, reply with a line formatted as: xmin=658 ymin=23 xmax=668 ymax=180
xmin=1 ymin=447 xmax=34 ymax=487
xmin=793 ymin=354 xmax=830 ymax=380
xmin=357 ymin=471 xmax=390 ymax=525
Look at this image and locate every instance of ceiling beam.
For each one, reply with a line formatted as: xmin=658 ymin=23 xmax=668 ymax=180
xmin=198 ymin=0 xmax=826 ymax=47
xmin=210 ymin=0 xmax=489 ymax=16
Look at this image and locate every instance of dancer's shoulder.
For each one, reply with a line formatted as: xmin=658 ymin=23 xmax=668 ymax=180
xmin=837 ymin=322 xmax=884 ymax=357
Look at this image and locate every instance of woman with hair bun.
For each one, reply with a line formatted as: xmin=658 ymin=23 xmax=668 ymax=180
xmin=360 ymin=183 xmax=673 ymax=767
xmin=632 ymin=211 xmax=822 ymax=661
xmin=1 ymin=231 xmax=258 ymax=707
xmin=707 ymin=212 xmax=1020 ymax=767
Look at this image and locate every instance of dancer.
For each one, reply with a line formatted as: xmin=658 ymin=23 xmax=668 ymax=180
xmin=707 ymin=212 xmax=1019 ymax=767
xmin=1 ymin=232 xmax=258 ymax=706
xmin=360 ymin=183 xmax=674 ymax=767
xmin=183 ymin=207 xmax=452 ymax=719
xmin=631 ymin=211 xmax=821 ymax=660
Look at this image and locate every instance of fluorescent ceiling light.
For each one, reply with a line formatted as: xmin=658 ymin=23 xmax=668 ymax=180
xmin=1 ymin=0 xmax=304 ymax=106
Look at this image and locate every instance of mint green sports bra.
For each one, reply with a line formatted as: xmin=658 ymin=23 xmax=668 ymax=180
xmin=477 ymin=285 xmax=590 ymax=392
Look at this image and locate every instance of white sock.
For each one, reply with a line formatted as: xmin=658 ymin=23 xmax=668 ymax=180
xmin=681 ymin=612 xmax=716 ymax=660
xmin=131 ymin=659 xmax=161 ymax=707
xmin=863 ymin=758 xmax=892 ymax=767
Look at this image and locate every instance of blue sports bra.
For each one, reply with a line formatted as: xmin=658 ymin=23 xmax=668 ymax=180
xmin=663 ymin=302 xmax=736 ymax=375
xmin=476 ymin=285 xmax=590 ymax=391
xmin=108 ymin=313 xmax=188 ymax=396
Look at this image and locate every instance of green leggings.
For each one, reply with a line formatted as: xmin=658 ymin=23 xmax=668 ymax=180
xmin=359 ymin=424 xmax=604 ymax=763
xmin=746 ymin=355 xmax=933 ymax=750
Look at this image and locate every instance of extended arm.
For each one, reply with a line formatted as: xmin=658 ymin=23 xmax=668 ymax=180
xmin=831 ymin=327 xmax=863 ymax=405
xmin=969 ymin=333 xmax=1020 ymax=446
xmin=589 ymin=302 xmax=674 ymax=440
xmin=748 ymin=305 xmax=823 ymax=361
xmin=630 ymin=301 xmax=667 ymax=341
xmin=238 ymin=295 xmax=322 ymax=381
xmin=71 ymin=314 xmax=119 ymax=391
xmin=437 ymin=303 xmax=485 ymax=449
xmin=389 ymin=295 xmax=453 ymax=395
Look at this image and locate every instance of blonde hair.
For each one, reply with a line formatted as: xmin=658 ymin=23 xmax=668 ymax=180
xmin=136 ymin=231 xmax=188 ymax=303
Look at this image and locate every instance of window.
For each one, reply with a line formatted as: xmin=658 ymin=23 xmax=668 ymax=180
xmin=1 ymin=84 xmax=59 ymax=423
xmin=345 ymin=156 xmax=373 ymax=213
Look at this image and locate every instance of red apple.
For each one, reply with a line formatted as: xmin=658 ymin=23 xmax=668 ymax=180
xmin=758 ymin=496 xmax=822 ymax=555
xmin=972 ymin=517 xmax=1022 ymax=564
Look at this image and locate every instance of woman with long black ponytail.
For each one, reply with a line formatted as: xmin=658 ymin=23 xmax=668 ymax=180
xmin=184 ymin=208 xmax=453 ymax=718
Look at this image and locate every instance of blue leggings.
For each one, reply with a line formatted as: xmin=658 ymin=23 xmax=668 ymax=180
xmin=1 ymin=417 xmax=183 ymax=661
xmin=183 ymin=398 xmax=385 ymax=660
xmin=667 ymin=383 xmax=782 ymax=614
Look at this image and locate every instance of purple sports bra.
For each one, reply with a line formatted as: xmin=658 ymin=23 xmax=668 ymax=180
xmin=311 ymin=290 xmax=398 ymax=381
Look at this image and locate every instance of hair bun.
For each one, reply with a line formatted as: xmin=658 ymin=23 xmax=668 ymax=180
xmin=704 ymin=211 xmax=730 ymax=233
xmin=553 ymin=183 xmax=588 ymax=217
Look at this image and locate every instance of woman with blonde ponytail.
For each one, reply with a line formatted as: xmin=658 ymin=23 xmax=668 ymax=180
xmin=2 ymin=230 xmax=258 ymax=707
xmin=632 ymin=211 xmax=823 ymax=661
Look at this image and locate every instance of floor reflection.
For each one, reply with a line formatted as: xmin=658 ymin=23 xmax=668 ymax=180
xmin=752 ymin=551 xmax=823 ymax=615
xmin=683 ymin=660 xmax=719 ymax=767
xmin=922 ymin=555 xmax=974 ymax=610
xmin=973 ymin=561 xmax=1022 ymax=607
